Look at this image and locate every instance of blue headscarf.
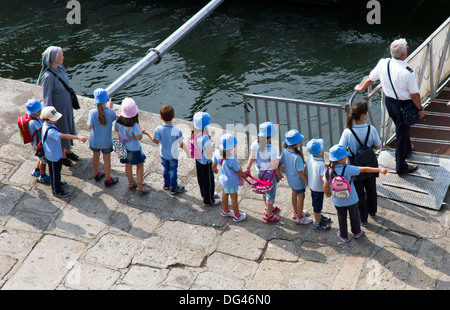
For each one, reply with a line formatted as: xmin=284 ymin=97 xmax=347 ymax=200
xmin=37 ymin=46 xmax=62 ymax=85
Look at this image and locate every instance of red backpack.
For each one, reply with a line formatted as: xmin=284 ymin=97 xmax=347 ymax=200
xmin=17 ymin=114 xmax=39 ymax=144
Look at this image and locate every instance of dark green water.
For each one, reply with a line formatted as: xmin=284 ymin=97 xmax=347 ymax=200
xmin=1 ymin=0 xmax=449 ymax=127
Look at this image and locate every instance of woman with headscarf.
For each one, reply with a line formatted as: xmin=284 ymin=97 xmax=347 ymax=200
xmin=37 ymin=46 xmax=79 ymax=166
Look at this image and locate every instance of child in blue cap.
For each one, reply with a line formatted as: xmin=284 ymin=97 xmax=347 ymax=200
xmin=87 ymin=88 xmax=118 ymax=187
xmin=306 ymin=138 xmax=331 ymax=230
xmin=192 ymin=112 xmax=220 ymax=206
xmin=245 ymin=121 xmax=282 ymax=223
xmin=277 ymin=129 xmax=312 ymax=225
xmin=323 ymin=144 xmax=388 ymax=243
xmin=212 ymin=133 xmax=249 ymax=222
xmin=26 ymin=99 xmax=50 ymax=184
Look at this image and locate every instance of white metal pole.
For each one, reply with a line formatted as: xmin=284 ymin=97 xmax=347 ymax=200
xmin=106 ymin=0 xmax=224 ymax=97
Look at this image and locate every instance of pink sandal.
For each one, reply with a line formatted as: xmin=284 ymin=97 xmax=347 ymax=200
xmin=264 ymin=205 xmax=280 ymax=214
xmin=263 ymin=213 xmax=279 ymax=223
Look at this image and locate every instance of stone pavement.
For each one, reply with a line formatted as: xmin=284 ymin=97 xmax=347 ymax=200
xmin=0 ymin=77 xmax=448 ymax=291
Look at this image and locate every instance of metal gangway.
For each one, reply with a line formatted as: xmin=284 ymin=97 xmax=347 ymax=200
xmin=243 ymin=17 xmax=450 ymax=210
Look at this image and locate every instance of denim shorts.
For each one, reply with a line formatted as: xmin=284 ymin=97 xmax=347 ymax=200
xmin=90 ymin=146 xmax=113 ymax=154
xmin=120 ymin=148 xmax=146 ymax=165
xmin=223 ymin=187 xmax=238 ymax=194
xmin=294 ymin=188 xmax=305 ymax=194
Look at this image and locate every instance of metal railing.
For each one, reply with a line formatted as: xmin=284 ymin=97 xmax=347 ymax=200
xmin=243 ymin=93 xmax=351 ymax=155
xmin=353 ymin=17 xmax=450 ymax=147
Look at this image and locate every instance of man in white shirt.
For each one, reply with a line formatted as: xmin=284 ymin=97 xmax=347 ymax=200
xmin=354 ymin=39 xmax=424 ymax=174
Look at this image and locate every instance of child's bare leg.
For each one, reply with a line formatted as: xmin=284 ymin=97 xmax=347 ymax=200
xmin=296 ymin=193 xmax=305 ymax=218
xmin=291 ymin=190 xmax=297 ymax=215
xmin=125 ymin=164 xmax=135 ymax=186
xmin=136 ymin=163 xmax=144 ymax=185
xmin=38 ymin=160 xmax=46 ymax=176
xmin=230 ymin=192 xmax=240 ymax=217
xmin=103 ymin=153 xmax=111 ymax=180
xmin=92 ymin=151 xmax=101 ymax=175
xmin=222 ymin=190 xmax=229 ymax=211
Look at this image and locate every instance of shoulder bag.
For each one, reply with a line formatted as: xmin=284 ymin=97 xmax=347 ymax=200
xmin=46 ymin=69 xmax=80 ymax=110
xmin=386 ymin=60 xmax=419 ymax=126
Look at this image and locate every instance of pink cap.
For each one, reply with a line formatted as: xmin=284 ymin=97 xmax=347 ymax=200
xmin=121 ymin=97 xmax=139 ymax=118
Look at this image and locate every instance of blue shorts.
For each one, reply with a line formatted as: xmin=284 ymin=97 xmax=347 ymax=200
xmin=120 ymin=148 xmax=146 ymax=165
xmin=90 ymin=146 xmax=113 ymax=154
xmin=223 ymin=187 xmax=238 ymax=194
xmin=294 ymin=188 xmax=305 ymax=194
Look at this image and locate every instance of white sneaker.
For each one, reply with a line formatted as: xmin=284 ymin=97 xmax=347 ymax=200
xmin=295 ymin=216 xmax=313 ymax=225
xmin=210 ymin=198 xmax=221 ymax=206
xmin=221 ymin=209 xmax=234 ymax=217
xmin=233 ymin=212 xmax=247 ymax=223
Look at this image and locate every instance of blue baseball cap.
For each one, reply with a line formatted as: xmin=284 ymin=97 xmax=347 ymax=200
xmin=258 ymin=122 xmax=277 ymax=137
xmin=26 ymin=99 xmax=43 ymax=114
xmin=219 ymin=133 xmax=237 ymax=150
xmin=329 ymin=144 xmax=349 ymax=161
xmin=93 ymin=88 xmax=110 ymax=104
xmin=306 ymin=139 xmax=324 ymax=157
xmin=193 ymin=112 xmax=211 ymax=130
xmin=284 ymin=129 xmax=304 ymax=146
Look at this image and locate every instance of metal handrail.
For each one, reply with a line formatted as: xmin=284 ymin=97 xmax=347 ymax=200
xmin=106 ymin=0 xmax=224 ymax=97
xmin=243 ymin=93 xmax=348 ymax=154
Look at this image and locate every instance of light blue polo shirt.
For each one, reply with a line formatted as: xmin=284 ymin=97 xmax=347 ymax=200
xmin=279 ymin=148 xmax=306 ymax=191
xmin=153 ymin=123 xmax=183 ymax=160
xmin=305 ymin=154 xmax=326 ymax=192
xmin=42 ymin=122 xmax=63 ymax=162
xmin=323 ymin=164 xmax=361 ymax=207
xmin=339 ymin=124 xmax=381 ymax=159
xmin=87 ymin=106 xmax=117 ymax=149
xmin=114 ymin=122 xmax=142 ymax=152
xmin=212 ymin=150 xmax=241 ymax=189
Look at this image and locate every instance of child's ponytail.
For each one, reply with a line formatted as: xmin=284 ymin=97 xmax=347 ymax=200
xmin=325 ymin=161 xmax=337 ymax=182
xmin=97 ymin=104 xmax=106 ymax=126
xmin=346 ymin=101 xmax=369 ymax=129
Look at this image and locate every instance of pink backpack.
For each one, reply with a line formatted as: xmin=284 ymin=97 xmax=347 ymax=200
xmin=330 ymin=166 xmax=351 ymax=199
xmin=188 ymin=132 xmax=205 ymax=159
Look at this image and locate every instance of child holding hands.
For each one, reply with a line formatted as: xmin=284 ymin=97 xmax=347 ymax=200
xmin=115 ymin=98 xmax=149 ymax=194
xmin=87 ymin=88 xmax=118 ymax=187
xmin=142 ymin=105 xmax=186 ymax=195
xmin=212 ymin=133 xmax=249 ymax=222
xmin=41 ymin=106 xmax=87 ymax=198
xmin=306 ymin=138 xmax=331 ymax=230
xmin=323 ymin=144 xmax=388 ymax=243
xmin=277 ymin=130 xmax=312 ymax=225
xmin=245 ymin=122 xmax=282 ymax=223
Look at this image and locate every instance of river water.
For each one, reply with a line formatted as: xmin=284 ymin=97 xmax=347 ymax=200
xmin=1 ymin=0 xmax=449 ymax=129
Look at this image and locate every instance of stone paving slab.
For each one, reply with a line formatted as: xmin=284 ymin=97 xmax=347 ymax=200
xmin=0 ymin=78 xmax=449 ymax=293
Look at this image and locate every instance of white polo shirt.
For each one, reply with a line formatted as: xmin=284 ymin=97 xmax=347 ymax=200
xmin=369 ymin=58 xmax=420 ymax=100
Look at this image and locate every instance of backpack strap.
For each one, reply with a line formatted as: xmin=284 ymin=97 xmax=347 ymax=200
xmin=340 ymin=165 xmax=347 ymax=177
xmin=194 ymin=131 xmax=206 ymax=154
xmin=118 ymin=126 xmax=133 ymax=144
xmin=348 ymin=126 xmax=371 ymax=156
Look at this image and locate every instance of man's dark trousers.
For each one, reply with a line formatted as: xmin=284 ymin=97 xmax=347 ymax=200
xmin=384 ymin=96 xmax=412 ymax=174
